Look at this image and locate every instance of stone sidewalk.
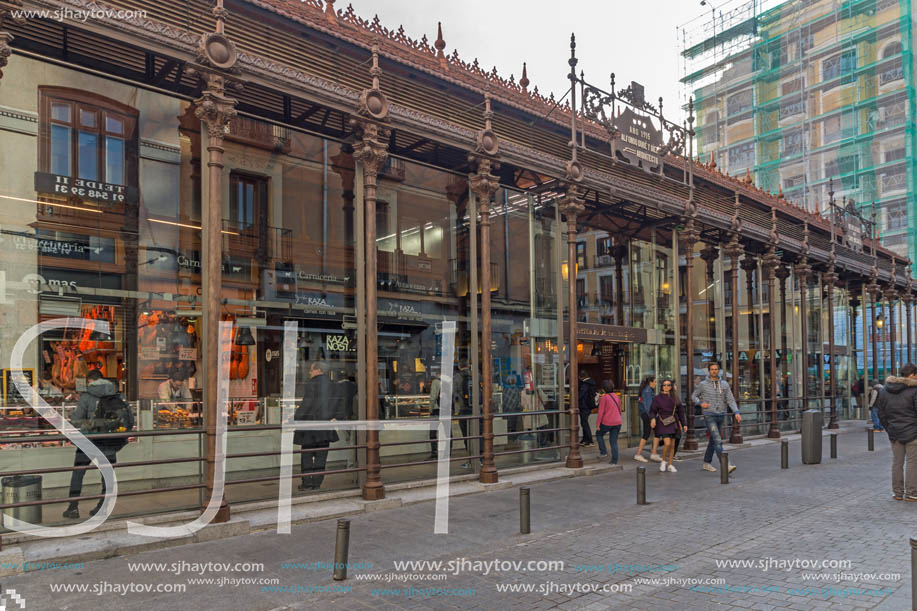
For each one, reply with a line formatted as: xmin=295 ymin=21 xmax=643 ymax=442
xmin=3 ymin=423 xmax=913 ymax=611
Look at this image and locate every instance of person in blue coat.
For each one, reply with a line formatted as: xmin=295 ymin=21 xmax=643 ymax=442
xmin=634 ymin=376 xmax=662 ymax=463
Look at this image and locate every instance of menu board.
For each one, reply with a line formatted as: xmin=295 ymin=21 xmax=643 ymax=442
xmin=3 ymin=368 xmax=35 ymax=405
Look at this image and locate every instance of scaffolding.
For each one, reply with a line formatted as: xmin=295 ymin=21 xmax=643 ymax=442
xmin=679 ymin=0 xmax=917 ymax=263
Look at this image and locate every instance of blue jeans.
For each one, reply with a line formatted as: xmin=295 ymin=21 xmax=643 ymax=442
xmin=870 ymin=407 xmax=884 ymax=431
xmin=596 ymin=424 xmax=621 ymax=463
xmin=703 ymin=413 xmax=726 ymax=464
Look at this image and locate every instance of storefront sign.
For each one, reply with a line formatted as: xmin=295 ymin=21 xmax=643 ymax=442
xmin=11 ymin=231 xmax=112 ymax=260
xmin=34 ymin=172 xmax=138 ymax=204
xmin=3 ymin=368 xmax=35 ymax=405
xmin=325 ymin=333 xmax=356 ymax=353
xmin=614 ymin=108 xmax=663 ymax=173
xmin=379 ymin=298 xmax=425 ymax=322
xmin=175 ymin=252 xmax=251 ymax=280
xmin=571 ymin=322 xmax=648 ymax=344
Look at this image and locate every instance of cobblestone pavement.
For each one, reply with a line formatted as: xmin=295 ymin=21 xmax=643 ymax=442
xmin=4 ymin=427 xmax=914 ymax=610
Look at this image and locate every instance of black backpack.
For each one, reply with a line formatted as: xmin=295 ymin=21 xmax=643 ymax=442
xmin=88 ymin=394 xmax=132 ymax=433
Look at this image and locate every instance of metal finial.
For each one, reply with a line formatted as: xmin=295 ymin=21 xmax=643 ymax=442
xmin=519 ymin=61 xmax=529 ymax=91
xmin=370 ymin=43 xmax=381 ymax=89
xmin=435 ymin=22 xmax=445 ymax=54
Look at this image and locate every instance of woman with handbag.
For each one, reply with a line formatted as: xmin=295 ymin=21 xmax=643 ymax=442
xmin=595 ymin=380 xmax=623 ymax=465
xmin=649 ymin=379 xmax=687 ymax=473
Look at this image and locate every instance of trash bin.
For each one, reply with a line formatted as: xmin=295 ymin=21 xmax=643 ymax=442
xmin=2 ymin=475 xmax=42 ymax=525
xmin=801 ymin=409 xmax=823 ymax=465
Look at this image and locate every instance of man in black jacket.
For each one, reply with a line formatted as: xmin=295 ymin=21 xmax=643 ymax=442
xmin=294 ymin=362 xmax=341 ymax=491
xmin=875 ymin=363 xmax=917 ymax=501
xmin=577 ymin=371 xmax=595 ymax=447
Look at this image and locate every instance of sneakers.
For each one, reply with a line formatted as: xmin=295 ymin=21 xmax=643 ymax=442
xmin=649 ymin=454 xmax=663 ymax=463
xmin=728 ymin=463 xmax=737 ymax=474
xmin=702 ymin=462 xmax=717 ymax=472
xmin=62 ymin=504 xmax=80 ymax=519
xmin=667 ymin=464 xmax=678 ymax=473
xmin=634 ymin=454 xmax=649 ymax=463
xmin=893 ymin=494 xmax=904 ymax=501
xmin=673 ymin=456 xmax=683 ymax=462
xmin=89 ymin=502 xmax=104 ymax=517
xmin=906 ymin=497 xmax=917 ymax=502
xmin=659 ymin=461 xmax=667 ymax=473
xmin=599 ymin=452 xmax=608 ymax=457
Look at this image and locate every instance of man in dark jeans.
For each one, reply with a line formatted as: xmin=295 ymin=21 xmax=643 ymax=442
xmin=577 ymin=371 xmax=595 ymax=446
xmin=294 ymin=362 xmax=341 ymax=491
xmin=64 ymin=370 xmax=133 ymax=519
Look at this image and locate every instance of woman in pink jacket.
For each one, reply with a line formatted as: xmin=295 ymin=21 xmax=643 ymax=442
xmin=595 ymin=380 xmax=623 ymax=465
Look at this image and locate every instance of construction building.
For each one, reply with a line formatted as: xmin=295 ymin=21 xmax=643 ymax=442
xmin=681 ymin=0 xmax=915 ymax=260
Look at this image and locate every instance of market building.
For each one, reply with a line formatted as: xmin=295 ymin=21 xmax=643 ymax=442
xmin=0 ymin=0 xmax=910 ymax=532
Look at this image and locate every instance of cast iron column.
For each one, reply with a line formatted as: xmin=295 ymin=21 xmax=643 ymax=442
xmin=776 ymin=265 xmax=790 ymax=421
xmin=723 ymin=194 xmax=743 ymax=445
xmin=560 ymin=187 xmax=585 ymax=468
xmin=353 ymin=122 xmax=388 ymax=500
xmin=824 ymin=269 xmax=838 ymax=429
xmin=886 ymin=272 xmax=897 ymax=377
xmin=763 ymin=210 xmax=780 ymax=438
xmin=614 ymin=244 xmax=627 ymax=326
xmin=904 ymin=261 xmax=914 ymax=363
xmin=868 ymin=272 xmax=880 ymax=386
xmin=191 ymin=5 xmax=240 ymax=523
xmin=795 ymin=224 xmax=812 ymax=422
xmin=352 ymin=44 xmax=391 ymax=501
xmin=681 ymin=221 xmax=700 ymax=451
xmin=735 ymin=256 xmax=759 ymax=443
xmin=469 ymin=154 xmax=499 ymax=484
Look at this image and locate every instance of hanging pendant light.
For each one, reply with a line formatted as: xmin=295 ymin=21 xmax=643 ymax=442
xmin=235 ymin=326 xmax=256 ymax=346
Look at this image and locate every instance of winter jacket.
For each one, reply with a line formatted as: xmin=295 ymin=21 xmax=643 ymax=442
xmin=875 ymin=376 xmax=917 ymax=444
xmin=294 ymin=374 xmax=342 ymax=447
xmin=578 ymin=376 xmax=596 ymax=413
xmin=638 ymin=385 xmax=654 ymax=416
xmin=596 ymin=392 xmax=622 ymax=427
xmin=649 ymin=394 xmax=685 ymax=436
xmin=73 ymin=379 xmax=133 ymax=451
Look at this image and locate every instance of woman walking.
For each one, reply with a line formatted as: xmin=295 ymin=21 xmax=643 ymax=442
xmin=595 ymin=380 xmax=623 ymax=465
xmin=635 ymin=376 xmax=662 ymax=463
xmin=649 ymin=379 xmax=686 ymax=473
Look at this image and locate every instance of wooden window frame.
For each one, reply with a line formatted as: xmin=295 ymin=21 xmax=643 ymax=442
xmin=38 ymin=87 xmax=139 ymax=189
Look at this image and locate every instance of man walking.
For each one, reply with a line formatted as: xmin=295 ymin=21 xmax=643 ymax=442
xmin=64 ymin=370 xmax=133 ymax=519
xmin=691 ymin=362 xmax=740 ymax=474
xmin=875 ymin=363 xmax=917 ymax=501
xmin=577 ymin=370 xmax=596 ymax=447
xmin=294 ymin=362 xmax=341 ymax=491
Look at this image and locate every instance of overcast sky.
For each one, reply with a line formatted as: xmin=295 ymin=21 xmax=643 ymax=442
xmin=344 ymin=0 xmax=713 ymax=123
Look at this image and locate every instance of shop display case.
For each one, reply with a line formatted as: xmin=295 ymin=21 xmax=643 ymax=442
xmin=383 ymin=394 xmax=431 ymax=419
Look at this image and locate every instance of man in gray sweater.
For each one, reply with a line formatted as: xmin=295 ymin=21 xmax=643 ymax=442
xmin=691 ymin=362 xmax=741 ymax=474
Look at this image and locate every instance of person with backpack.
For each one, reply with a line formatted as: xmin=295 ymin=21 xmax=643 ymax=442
xmin=595 ymin=380 xmax=623 ymax=465
xmin=64 ymin=370 xmax=134 ymax=519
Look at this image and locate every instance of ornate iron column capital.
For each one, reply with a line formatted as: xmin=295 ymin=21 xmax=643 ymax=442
xmin=351 ymin=120 xmax=389 ymax=179
xmin=193 ymin=77 xmax=237 ymax=139
xmin=0 ymin=0 xmax=25 ymax=81
xmin=557 ymin=184 xmax=586 ymax=220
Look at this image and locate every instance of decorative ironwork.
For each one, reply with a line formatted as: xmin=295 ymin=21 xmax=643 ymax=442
xmin=571 ymin=36 xmax=692 ymax=173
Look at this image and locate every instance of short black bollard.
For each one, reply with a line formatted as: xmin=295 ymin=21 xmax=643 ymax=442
xmin=637 ymin=467 xmax=646 ymax=505
xmin=720 ymin=452 xmax=729 ymax=484
xmin=910 ymin=536 xmax=917 ymax=610
xmin=781 ymin=439 xmax=789 ymax=469
xmin=830 ymin=433 xmax=837 ymax=459
xmin=520 ymin=487 xmax=531 ymax=534
xmin=868 ymin=428 xmax=875 ymax=451
xmin=333 ymin=519 xmax=350 ymax=581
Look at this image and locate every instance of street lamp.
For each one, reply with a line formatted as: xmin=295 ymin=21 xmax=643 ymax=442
xmin=876 ymin=312 xmax=885 ymax=330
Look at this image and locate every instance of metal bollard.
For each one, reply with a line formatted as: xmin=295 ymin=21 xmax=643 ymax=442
xmin=830 ymin=433 xmax=837 ymax=459
xmin=520 ymin=487 xmax=531 ymax=534
xmin=720 ymin=452 xmax=729 ymax=484
xmin=868 ymin=428 xmax=875 ymax=451
xmin=781 ymin=439 xmax=789 ymax=469
xmin=911 ymin=536 xmax=917 ymax=611
xmin=332 ymin=519 xmax=350 ymax=581
xmin=637 ymin=467 xmax=646 ymax=505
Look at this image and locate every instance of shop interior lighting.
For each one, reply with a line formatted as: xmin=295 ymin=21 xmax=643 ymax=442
xmin=175 ymin=309 xmax=203 ymax=317
xmin=147 ymin=217 xmax=240 ymax=236
xmin=1 ymin=194 xmax=103 ymax=214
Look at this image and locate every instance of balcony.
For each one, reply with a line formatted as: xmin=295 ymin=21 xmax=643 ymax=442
xmin=222 ymin=219 xmax=293 ymax=263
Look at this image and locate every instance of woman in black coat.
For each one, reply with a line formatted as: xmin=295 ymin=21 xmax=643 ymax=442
xmin=294 ymin=362 xmax=341 ymax=491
